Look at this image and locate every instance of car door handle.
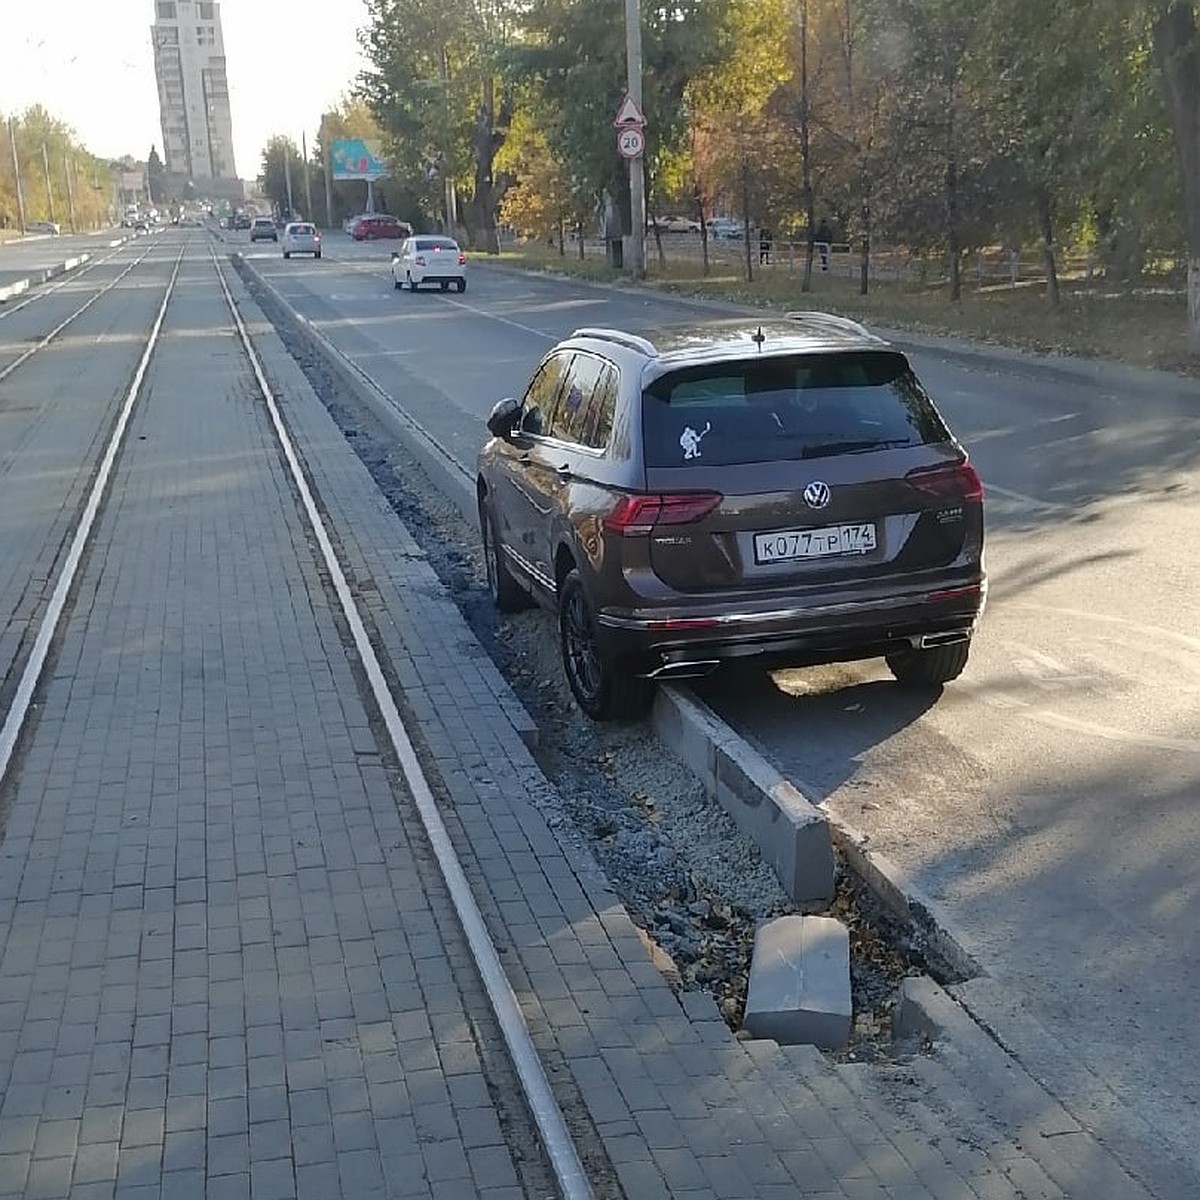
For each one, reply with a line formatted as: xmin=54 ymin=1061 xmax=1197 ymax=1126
xmin=555 ymin=463 xmax=572 ymax=479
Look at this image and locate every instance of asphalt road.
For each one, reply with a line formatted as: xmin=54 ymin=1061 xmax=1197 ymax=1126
xmin=229 ymin=225 xmax=1200 ymax=1195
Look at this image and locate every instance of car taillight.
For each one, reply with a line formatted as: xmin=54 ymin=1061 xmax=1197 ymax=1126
xmin=457 ymin=253 xmax=466 ymax=265
xmin=906 ymin=461 xmax=983 ymax=502
xmin=415 ymin=255 xmax=426 ymax=267
xmin=603 ymin=492 xmax=723 ymax=535
xmin=313 ymin=232 xmax=321 ymax=241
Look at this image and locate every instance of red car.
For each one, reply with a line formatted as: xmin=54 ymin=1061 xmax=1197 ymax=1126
xmin=352 ymin=214 xmax=412 ymax=241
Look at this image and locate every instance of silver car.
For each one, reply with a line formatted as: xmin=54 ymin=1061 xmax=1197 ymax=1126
xmin=281 ymin=222 xmax=322 ymax=259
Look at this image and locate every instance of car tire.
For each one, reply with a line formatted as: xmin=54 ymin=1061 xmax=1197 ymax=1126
xmin=456 ymin=278 xmax=467 ymax=293
xmin=407 ymin=273 xmax=417 ymax=292
xmin=393 ymin=276 xmax=402 ymax=290
xmin=315 ymin=251 xmax=321 ymax=259
xmin=885 ymin=639 xmax=971 ymax=687
xmin=481 ymin=504 xmax=528 ymax=613
xmin=558 ymin=568 xmax=654 ymax=721
xmin=283 ymin=251 xmax=290 ymax=259
xmin=440 ymin=281 xmax=449 ymax=291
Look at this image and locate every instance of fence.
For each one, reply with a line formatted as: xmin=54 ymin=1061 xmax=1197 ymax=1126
xmin=514 ymin=229 xmax=1171 ymax=293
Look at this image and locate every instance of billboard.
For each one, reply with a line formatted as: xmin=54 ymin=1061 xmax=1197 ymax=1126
xmin=120 ymin=171 xmax=145 ymax=193
xmin=330 ymin=138 xmax=388 ymax=181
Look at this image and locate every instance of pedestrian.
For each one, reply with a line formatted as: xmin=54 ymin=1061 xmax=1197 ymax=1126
xmin=816 ymin=218 xmax=832 ymax=271
xmin=759 ymin=227 xmax=772 ymax=265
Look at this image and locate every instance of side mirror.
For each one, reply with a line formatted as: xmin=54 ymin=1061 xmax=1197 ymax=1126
xmin=486 ymin=397 xmax=521 ymax=439
xmin=390 ymin=251 xmax=399 ymax=260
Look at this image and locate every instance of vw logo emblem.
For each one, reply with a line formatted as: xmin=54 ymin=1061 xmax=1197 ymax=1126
xmin=803 ymin=480 xmax=831 ymax=509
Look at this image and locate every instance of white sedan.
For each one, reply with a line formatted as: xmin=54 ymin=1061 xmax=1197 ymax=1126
xmin=391 ymin=236 xmax=467 ymax=292
xmin=281 ymin=222 xmax=321 ymax=259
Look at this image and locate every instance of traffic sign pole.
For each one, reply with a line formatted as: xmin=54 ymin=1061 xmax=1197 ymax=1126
xmin=623 ymin=0 xmax=646 ymax=279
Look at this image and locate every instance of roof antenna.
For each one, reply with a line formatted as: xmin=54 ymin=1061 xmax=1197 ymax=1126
xmin=752 ymin=325 xmax=765 ymax=347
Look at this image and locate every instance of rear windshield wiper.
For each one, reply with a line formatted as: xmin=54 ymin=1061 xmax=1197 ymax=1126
xmin=803 ymin=437 xmax=913 ymax=456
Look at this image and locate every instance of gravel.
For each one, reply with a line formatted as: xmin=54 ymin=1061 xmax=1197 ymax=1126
xmin=237 ymin=260 xmax=922 ymax=1058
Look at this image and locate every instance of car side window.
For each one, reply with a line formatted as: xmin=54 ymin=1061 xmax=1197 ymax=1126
xmin=519 ymin=353 xmax=572 ymax=438
xmin=580 ymin=362 xmax=618 ymax=451
xmin=549 ymin=354 xmax=604 ymax=444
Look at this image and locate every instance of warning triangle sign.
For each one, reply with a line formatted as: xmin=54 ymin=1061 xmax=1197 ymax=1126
xmin=613 ymin=94 xmax=647 ymax=126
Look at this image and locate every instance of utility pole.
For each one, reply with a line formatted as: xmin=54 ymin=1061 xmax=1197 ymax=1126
xmin=301 ymin=130 xmax=314 ymax=221
xmin=41 ymin=143 xmax=56 ymax=224
xmin=8 ymin=118 xmax=26 ymax=235
xmin=64 ymin=153 xmax=77 ymax=232
xmin=440 ymin=46 xmax=458 ymax=233
xmin=623 ymin=0 xmax=646 ymax=278
xmin=322 ymin=115 xmax=334 ymax=229
xmin=284 ymin=146 xmax=294 ymax=219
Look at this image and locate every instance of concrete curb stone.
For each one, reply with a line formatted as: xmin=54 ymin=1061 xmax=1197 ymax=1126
xmin=0 ymin=251 xmax=94 ymax=303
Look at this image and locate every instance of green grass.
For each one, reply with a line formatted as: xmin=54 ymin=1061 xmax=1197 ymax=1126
xmin=485 ymin=243 xmax=1196 ymax=375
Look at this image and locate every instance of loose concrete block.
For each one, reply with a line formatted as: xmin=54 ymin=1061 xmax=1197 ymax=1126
xmin=743 ymin=915 xmax=851 ymax=1049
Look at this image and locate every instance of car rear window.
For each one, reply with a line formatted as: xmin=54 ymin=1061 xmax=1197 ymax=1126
xmin=641 ymin=351 xmax=950 ymax=467
xmin=291 ymin=224 xmax=314 ymax=234
xmin=253 ymin=218 xmax=272 ymax=226
xmin=414 ymin=238 xmax=458 ymax=251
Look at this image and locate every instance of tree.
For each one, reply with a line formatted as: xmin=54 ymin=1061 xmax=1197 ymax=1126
xmin=147 ymin=146 xmax=166 ymax=205
xmin=260 ymin=136 xmax=303 ymax=219
xmin=1149 ymin=1 xmax=1200 ymax=351
xmin=360 ymin=0 xmax=516 ymax=249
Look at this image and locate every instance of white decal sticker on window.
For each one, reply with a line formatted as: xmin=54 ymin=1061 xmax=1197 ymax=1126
xmin=680 ymin=422 xmax=712 ymax=461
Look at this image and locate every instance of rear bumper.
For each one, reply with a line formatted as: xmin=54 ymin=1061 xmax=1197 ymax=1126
xmin=594 ymin=577 xmax=986 ymax=675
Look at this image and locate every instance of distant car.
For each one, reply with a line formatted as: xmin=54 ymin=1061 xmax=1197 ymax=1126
xmin=281 ymin=222 xmax=321 ymax=259
xmin=708 ymin=217 xmax=746 ymax=239
xmin=656 ymin=215 xmax=700 ymax=234
xmin=26 ymin=220 xmax=61 ymax=236
xmin=250 ymin=217 xmax=278 ymax=242
xmin=391 ymin=236 xmax=467 ymax=292
xmin=476 ymin=314 xmax=985 ymax=720
xmin=232 ymin=212 xmax=252 ymax=231
xmin=352 ymin=214 xmax=411 ymax=241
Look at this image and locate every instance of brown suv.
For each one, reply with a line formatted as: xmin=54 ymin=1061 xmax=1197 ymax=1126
xmin=476 ymin=314 xmax=985 ymax=720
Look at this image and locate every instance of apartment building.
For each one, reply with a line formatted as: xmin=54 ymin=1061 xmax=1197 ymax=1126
xmin=151 ymin=0 xmax=238 ymax=189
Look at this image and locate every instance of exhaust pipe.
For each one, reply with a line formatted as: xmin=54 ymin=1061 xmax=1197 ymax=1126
xmin=916 ymin=630 xmax=971 ymax=650
xmin=646 ymin=659 xmax=721 ymax=680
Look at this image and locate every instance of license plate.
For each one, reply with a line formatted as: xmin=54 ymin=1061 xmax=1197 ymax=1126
xmin=754 ymin=523 xmax=877 ymax=564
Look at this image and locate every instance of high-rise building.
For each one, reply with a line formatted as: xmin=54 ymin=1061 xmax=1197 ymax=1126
xmin=150 ymin=0 xmax=239 ymax=195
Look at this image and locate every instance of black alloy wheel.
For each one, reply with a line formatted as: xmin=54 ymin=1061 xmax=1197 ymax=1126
xmin=558 ymin=569 xmax=653 ymax=721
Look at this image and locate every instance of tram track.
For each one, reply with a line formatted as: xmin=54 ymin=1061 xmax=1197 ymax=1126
xmin=0 ymin=229 xmax=611 ymax=1199
xmin=0 ymin=237 xmax=132 ymax=323
xmin=0 ymin=240 xmax=186 ymax=766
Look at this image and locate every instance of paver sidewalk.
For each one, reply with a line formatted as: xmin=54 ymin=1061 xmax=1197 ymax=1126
xmin=0 ymin=259 xmax=529 ymax=1198
xmin=0 ymin=240 xmax=1161 ymax=1200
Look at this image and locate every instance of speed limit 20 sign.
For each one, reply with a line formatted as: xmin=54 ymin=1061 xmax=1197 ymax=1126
xmin=616 ymin=126 xmax=645 ymax=159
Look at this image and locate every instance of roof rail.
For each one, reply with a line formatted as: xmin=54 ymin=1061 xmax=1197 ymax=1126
xmin=570 ymin=327 xmax=658 ymax=356
xmin=784 ymin=311 xmax=878 ymax=340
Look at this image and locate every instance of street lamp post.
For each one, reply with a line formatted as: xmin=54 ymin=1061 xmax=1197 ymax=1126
xmin=322 ymin=115 xmax=334 ymax=229
xmin=64 ymin=154 xmax=77 ymax=232
xmin=7 ymin=118 xmax=27 ymax=235
xmin=41 ymin=143 xmax=56 ymax=224
xmin=301 ymin=130 xmax=314 ymax=222
xmin=624 ymin=0 xmax=646 ymax=279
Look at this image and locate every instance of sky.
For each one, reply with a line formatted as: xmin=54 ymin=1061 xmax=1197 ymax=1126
xmin=0 ymin=0 xmax=370 ymax=180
